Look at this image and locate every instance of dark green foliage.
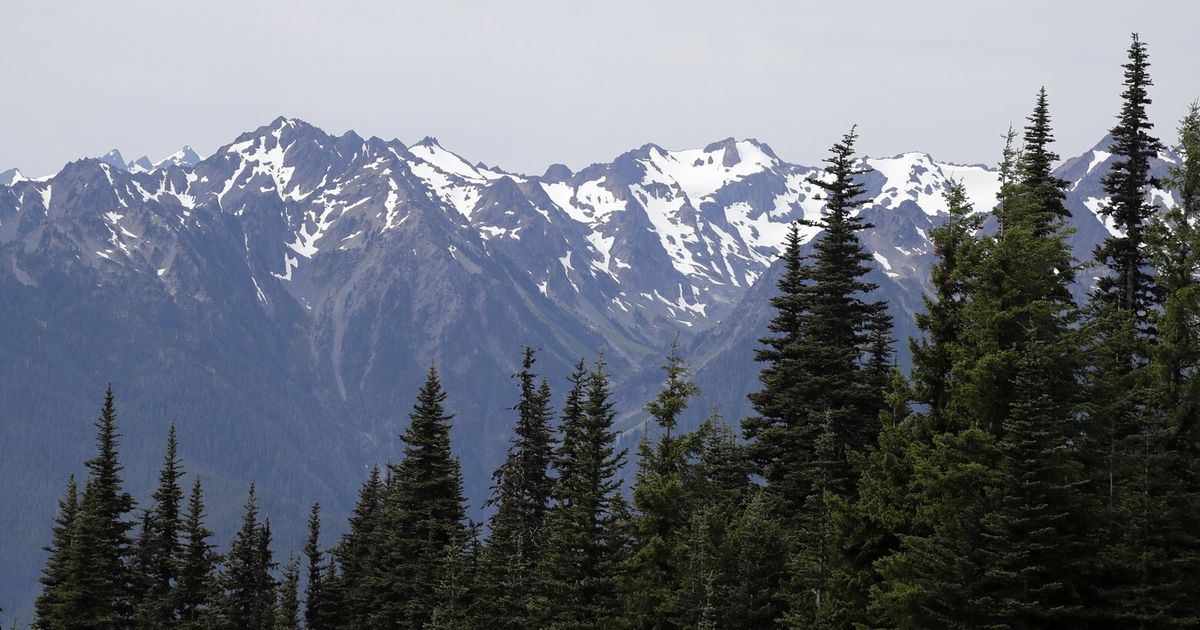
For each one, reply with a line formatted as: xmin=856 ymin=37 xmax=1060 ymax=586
xmin=32 ymin=476 xmax=79 ymax=630
xmin=135 ymin=425 xmax=184 ymax=628
xmin=743 ymin=127 xmax=892 ymax=626
xmin=177 ymin=477 xmax=220 ymax=629
xmin=220 ymin=485 xmax=276 ymax=630
xmin=624 ymin=343 xmax=701 ymax=629
xmin=328 ymin=465 xmax=382 ymax=629
xmin=429 ymin=523 xmax=484 ymax=630
xmin=537 ymin=358 xmax=629 ymax=629
xmin=480 ymin=347 xmax=556 ymax=628
xmin=373 ymin=363 xmax=467 ymax=629
xmin=274 ymin=557 xmax=300 ymax=630
xmin=1093 ymin=34 xmax=1165 ymax=326
xmin=67 ymin=385 xmax=139 ymax=629
xmin=302 ymin=503 xmax=329 ymax=630
xmin=910 ymin=179 xmax=985 ymax=423
xmin=973 ymin=344 xmax=1089 ymax=628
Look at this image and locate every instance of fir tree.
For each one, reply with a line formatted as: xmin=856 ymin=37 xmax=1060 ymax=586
xmin=1093 ymin=33 xmax=1165 ymax=328
xmin=33 ymin=476 xmax=80 ymax=630
xmin=274 ymin=557 xmax=300 ymax=630
xmin=878 ymin=93 xmax=1082 ymax=627
xmin=221 ymin=485 xmax=276 ymax=630
xmin=136 ymin=424 xmax=185 ymax=628
xmin=177 ymin=477 xmax=219 ymax=629
xmin=70 ymin=385 xmax=138 ymax=628
xmin=429 ymin=523 xmax=484 ymax=630
xmin=743 ymin=127 xmax=891 ymax=626
xmin=974 ymin=343 xmax=1089 ymax=628
xmin=302 ymin=503 xmax=328 ymax=630
xmin=537 ymin=358 xmax=629 ymax=629
xmin=373 ymin=363 xmax=467 ymax=629
xmin=329 ymin=464 xmax=383 ymax=629
xmin=624 ymin=343 xmax=700 ymax=629
xmin=480 ymin=347 xmax=556 ymax=628
xmin=910 ymin=179 xmax=984 ymax=423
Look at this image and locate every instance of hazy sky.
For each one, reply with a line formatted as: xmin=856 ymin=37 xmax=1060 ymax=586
xmin=3 ymin=1 xmax=1199 ymax=176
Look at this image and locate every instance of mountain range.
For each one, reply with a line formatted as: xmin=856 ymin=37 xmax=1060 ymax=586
xmin=0 ymin=116 xmax=1179 ymax=618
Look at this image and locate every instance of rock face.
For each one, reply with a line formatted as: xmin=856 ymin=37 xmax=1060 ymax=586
xmin=0 ymin=117 xmax=1177 ymax=616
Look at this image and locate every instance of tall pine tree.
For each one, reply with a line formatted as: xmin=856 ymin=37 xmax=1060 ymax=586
xmin=743 ymin=127 xmax=891 ymax=626
xmin=537 ymin=358 xmax=629 ymax=629
xmin=177 ymin=477 xmax=219 ymax=629
xmin=481 ymin=347 xmax=556 ymax=629
xmin=70 ymin=385 xmax=138 ymax=628
xmin=624 ymin=343 xmax=701 ymax=629
xmin=135 ymin=424 xmax=185 ymax=628
xmin=373 ymin=363 xmax=467 ymax=629
xmin=33 ymin=476 xmax=80 ymax=630
xmin=220 ymin=485 xmax=276 ymax=630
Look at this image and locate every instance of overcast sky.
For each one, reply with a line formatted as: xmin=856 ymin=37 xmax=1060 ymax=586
xmin=3 ymin=1 xmax=1199 ymax=176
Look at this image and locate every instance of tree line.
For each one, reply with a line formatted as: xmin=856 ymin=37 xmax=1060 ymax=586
xmin=21 ymin=33 xmax=1200 ymax=628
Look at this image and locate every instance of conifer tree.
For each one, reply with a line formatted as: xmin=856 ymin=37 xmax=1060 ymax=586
xmin=480 ymin=347 xmax=556 ymax=628
xmin=673 ymin=412 xmax=789 ymax=629
xmin=973 ymin=343 xmax=1088 ymax=627
xmin=329 ymin=464 xmax=383 ymax=629
xmin=877 ymin=92 xmax=1083 ymax=628
xmin=302 ymin=503 xmax=328 ymax=630
xmin=624 ymin=343 xmax=700 ymax=629
xmin=274 ymin=556 xmax=300 ymax=630
xmin=70 ymin=385 xmax=138 ymax=628
xmin=537 ymin=358 xmax=629 ymax=629
xmin=177 ymin=477 xmax=219 ymax=629
xmin=221 ymin=485 xmax=276 ymax=629
xmin=839 ymin=180 xmax=984 ymax=626
xmin=429 ymin=523 xmax=484 ymax=630
xmin=743 ymin=127 xmax=890 ymax=626
xmin=1108 ymin=100 xmax=1200 ymax=627
xmin=136 ymin=424 xmax=185 ymax=628
xmin=373 ymin=363 xmax=467 ymax=629
xmin=910 ymin=179 xmax=985 ymax=423
xmin=1093 ymin=33 xmax=1165 ymax=327
xmin=33 ymin=476 xmax=80 ymax=630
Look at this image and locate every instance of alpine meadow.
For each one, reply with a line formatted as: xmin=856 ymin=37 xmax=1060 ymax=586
xmin=2 ymin=13 xmax=1200 ymax=630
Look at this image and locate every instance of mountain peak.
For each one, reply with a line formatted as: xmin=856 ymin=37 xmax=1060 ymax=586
xmin=129 ymin=155 xmax=154 ymax=172
xmin=99 ymin=149 xmax=127 ymax=170
xmin=0 ymin=167 xmax=23 ymax=186
xmin=154 ymin=145 xmax=203 ymax=169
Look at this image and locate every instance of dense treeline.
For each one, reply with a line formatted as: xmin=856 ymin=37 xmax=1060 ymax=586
xmin=18 ymin=34 xmax=1200 ymax=629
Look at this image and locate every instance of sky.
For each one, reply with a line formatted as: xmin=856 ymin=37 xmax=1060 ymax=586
xmin=3 ymin=1 xmax=1199 ymax=177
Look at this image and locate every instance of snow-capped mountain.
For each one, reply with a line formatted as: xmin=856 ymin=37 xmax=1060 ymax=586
xmin=0 ymin=116 xmax=1168 ymax=616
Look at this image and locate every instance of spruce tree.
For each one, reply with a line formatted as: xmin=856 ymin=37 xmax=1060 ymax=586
xmin=910 ymin=179 xmax=985 ymax=423
xmin=429 ymin=523 xmax=484 ymax=630
xmin=373 ymin=363 xmax=467 ymax=629
xmin=481 ymin=347 xmax=555 ymax=629
xmin=70 ymin=385 xmax=138 ymax=628
xmin=973 ymin=344 xmax=1088 ymax=627
xmin=743 ymin=127 xmax=891 ymax=626
xmin=1111 ymin=100 xmax=1200 ymax=627
xmin=274 ymin=556 xmax=300 ymax=630
xmin=1093 ymin=33 xmax=1165 ymax=327
xmin=537 ymin=358 xmax=629 ymax=629
xmin=329 ymin=464 xmax=383 ymax=629
xmin=177 ymin=477 xmax=219 ymax=629
xmin=302 ymin=503 xmax=328 ymax=630
xmin=33 ymin=476 xmax=80 ymax=630
xmin=877 ymin=93 xmax=1084 ymax=628
xmin=221 ymin=485 xmax=276 ymax=630
xmin=136 ymin=424 xmax=185 ymax=628
xmin=624 ymin=343 xmax=700 ymax=629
